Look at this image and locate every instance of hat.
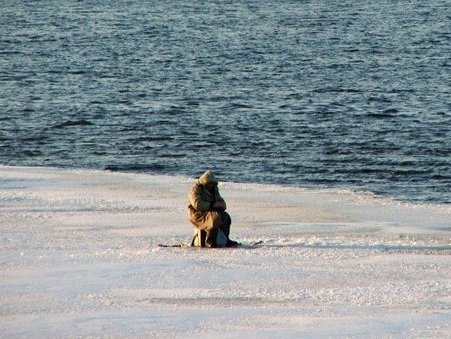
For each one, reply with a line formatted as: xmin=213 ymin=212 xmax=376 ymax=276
xmin=198 ymin=170 xmax=218 ymax=185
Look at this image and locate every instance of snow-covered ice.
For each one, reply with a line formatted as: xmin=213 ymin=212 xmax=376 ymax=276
xmin=1 ymin=165 xmax=450 ymax=338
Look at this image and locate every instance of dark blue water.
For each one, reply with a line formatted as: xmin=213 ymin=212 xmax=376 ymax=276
xmin=1 ymin=0 xmax=450 ymax=203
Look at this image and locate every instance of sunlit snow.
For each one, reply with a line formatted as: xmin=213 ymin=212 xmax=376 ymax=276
xmin=1 ymin=166 xmax=450 ymax=338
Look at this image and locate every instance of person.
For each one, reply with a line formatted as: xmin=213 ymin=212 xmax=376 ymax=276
xmin=187 ymin=170 xmax=239 ymax=248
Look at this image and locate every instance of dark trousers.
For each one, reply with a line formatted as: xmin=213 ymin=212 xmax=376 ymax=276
xmin=198 ymin=210 xmax=231 ymax=246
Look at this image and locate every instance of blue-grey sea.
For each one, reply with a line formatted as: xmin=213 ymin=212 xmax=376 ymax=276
xmin=1 ymin=0 xmax=450 ymax=204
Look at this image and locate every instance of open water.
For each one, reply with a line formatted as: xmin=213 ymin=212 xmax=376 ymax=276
xmin=1 ymin=0 xmax=450 ymax=204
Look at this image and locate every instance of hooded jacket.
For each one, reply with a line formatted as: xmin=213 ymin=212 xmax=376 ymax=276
xmin=187 ymin=171 xmax=227 ymax=227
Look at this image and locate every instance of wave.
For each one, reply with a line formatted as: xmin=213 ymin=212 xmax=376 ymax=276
xmin=53 ymin=120 xmax=94 ymax=129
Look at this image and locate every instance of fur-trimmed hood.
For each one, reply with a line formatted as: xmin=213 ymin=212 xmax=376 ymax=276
xmin=197 ymin=170 xmax=218 ymax=185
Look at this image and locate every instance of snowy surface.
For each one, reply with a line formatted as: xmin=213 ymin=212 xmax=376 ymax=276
xmin=1 ymin=165 xmax=450 ymax=338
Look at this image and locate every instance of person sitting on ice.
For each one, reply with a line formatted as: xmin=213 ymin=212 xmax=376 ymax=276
xmin=187 ymin=170 xmax=239 ymax=248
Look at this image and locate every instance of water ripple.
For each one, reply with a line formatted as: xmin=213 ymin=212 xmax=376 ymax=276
xmin=0 ymin=0 xmax=450 ymax=203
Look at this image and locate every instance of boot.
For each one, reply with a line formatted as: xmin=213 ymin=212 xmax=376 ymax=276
xmin=226 ymin=239 xmax=240 ymax=247
xmin=205 ymin=228 xmax=217 ymax=248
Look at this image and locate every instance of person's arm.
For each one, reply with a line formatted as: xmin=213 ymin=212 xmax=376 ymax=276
xmin=188 ymin=185 xmax=212 ymax=211
xmin=213 ymin=186 xmax=226 ymax=210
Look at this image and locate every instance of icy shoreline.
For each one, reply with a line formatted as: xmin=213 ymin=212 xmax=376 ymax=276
xmin=1 ymin=166 xmax=450 ymax=338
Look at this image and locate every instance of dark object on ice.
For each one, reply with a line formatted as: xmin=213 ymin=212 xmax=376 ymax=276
xmin=157 ymin=239 xmax=263 ymax=249
xmin=191 ymin=228 xmax=240 ymax=248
